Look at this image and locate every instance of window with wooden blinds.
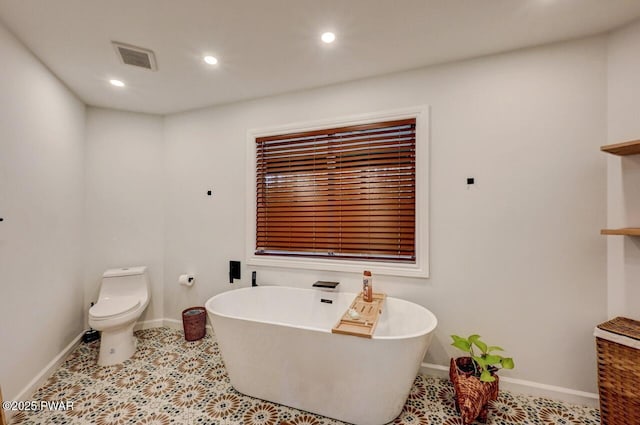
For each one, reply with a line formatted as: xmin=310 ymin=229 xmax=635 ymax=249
xmin=255 ymin=118 xmax=416 ymax=262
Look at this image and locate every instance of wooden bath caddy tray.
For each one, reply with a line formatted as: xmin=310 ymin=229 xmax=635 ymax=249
xmin=332 ymin=293 xmax=386 ymax=338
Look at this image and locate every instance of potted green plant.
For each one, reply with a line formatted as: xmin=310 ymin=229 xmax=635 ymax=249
xmin=449 ymin=334 xmax=515 ymax=424
xmin=451 ymin=334 xmax=515 ymax=381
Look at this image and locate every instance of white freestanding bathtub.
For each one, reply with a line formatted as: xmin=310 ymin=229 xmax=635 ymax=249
xmin=205 ymin=286 xmax=437 ymax=425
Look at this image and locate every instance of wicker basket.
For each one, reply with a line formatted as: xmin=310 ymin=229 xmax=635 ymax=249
xmin=182 ymin=307 xmax=206 ymax=341
xmin=449 ymin=357 xmax=499 ymax=424
xmin=595 ymin=317 xmax=640 ymax=425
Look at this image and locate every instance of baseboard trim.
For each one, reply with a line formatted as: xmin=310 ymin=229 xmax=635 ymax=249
xmin=7 ymin=330 xmax=85 ymax=421
xmin=136 ymin=318 xmax=213 ymax=336
xmin=420 ymin=362 xmax=599 ymax=408
xmin=162 ymin=318 xmax=214 ymax=335
xmin=133 ymin=319 xmax=164 ymax=331
xmin=161 ymin=318 xmax=183 ymax=330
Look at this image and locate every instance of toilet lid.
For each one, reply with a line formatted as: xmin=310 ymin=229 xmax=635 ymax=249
xmin=90 ymin=296 xmax=140 ymax=319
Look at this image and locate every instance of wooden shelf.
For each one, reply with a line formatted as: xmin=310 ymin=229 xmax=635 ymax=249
xmin=601 ymin=228 xmax=640 ymax=236
xmin=601 ymin=140 xmax=640 ymax=156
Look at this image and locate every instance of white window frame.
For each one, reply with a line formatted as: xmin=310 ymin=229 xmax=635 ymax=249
xmin=245 ymin=106 xmax=429 ymax=278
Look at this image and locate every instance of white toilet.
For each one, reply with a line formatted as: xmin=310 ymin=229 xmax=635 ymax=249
xmin=89 ymin=266 xmax=150 ymax=366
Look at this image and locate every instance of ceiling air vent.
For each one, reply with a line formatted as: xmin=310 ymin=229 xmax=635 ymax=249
xmin=112 ymin=41 xmax=157 ymax=71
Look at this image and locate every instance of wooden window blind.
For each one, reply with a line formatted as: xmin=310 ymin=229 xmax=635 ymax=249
xmin=256 ymin=118 xmax=416 ymax=262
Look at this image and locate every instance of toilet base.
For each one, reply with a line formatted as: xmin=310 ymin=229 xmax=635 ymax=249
xmin=97 ymin=322 xmax=137 ymax=366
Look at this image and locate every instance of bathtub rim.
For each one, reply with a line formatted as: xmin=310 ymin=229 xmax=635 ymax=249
xmin=205 ymin=285 xmax=438 ymax=341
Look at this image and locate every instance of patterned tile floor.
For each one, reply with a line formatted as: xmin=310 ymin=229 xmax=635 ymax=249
xmin=9 ymin=327 xmax=600 ymax=425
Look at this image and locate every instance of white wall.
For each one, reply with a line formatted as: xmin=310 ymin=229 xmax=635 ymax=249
xmin=606 ymin=19 xmax=640 ymax=319
xmin=84 ymin=108 xmax=164 ymax=323
xmin=0 ymin=23 xmax=86 ymax=400
xmin=164 ymin=37 xmax=607 ymax=393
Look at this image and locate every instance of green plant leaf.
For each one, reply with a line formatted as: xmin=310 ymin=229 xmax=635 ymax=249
xmin=480 ymin=370 xmax=495 ymax=382
xmin=501 ymin=357 xmax=515 ymax=369
xmin=487 ymin=346 xmax=504 ymax=352
xmin=483 ymin=354 xmax=503 ymax=365
xmin=451 ymin=335 xmax=468 ymax=344
xmin=472 ymin=356 xmax=487 ymax=369
xmin=468 ymin=334 xmax=481 ymax=343
xmin=472 ymin=338 xmax=488 ymax=354
xmin=451 ymin=340 xmax=471 ymax=352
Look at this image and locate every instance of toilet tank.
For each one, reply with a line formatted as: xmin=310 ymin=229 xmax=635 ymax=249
xmin=99 ymin=266 xmax=150 ymax=300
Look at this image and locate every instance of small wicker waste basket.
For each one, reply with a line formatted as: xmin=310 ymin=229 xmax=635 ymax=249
xmin=594 ymin=316 xmax=640 ymax=425
xmin=182 ymin=307 xmax=206 ymax=341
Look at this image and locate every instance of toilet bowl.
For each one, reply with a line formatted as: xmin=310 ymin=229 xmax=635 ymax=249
xmin=89 ymin=266 xmax=150 ymax=366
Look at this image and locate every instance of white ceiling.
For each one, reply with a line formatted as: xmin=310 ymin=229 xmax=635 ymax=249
xmin=1 ymin=0 xmax=640 ymax=115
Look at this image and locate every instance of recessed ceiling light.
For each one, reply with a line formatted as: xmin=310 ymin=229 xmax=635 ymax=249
xmin=321 ymin=32 xmax=336 ymax=44
xmin=204 ymin=55 xmax=218 ymax=65
xmin=109 ymin=79 xmax=125 ymax=87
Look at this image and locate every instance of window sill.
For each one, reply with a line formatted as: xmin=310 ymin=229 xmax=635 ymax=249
xmin=246 ymin=254 xmax=429 ymax=278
